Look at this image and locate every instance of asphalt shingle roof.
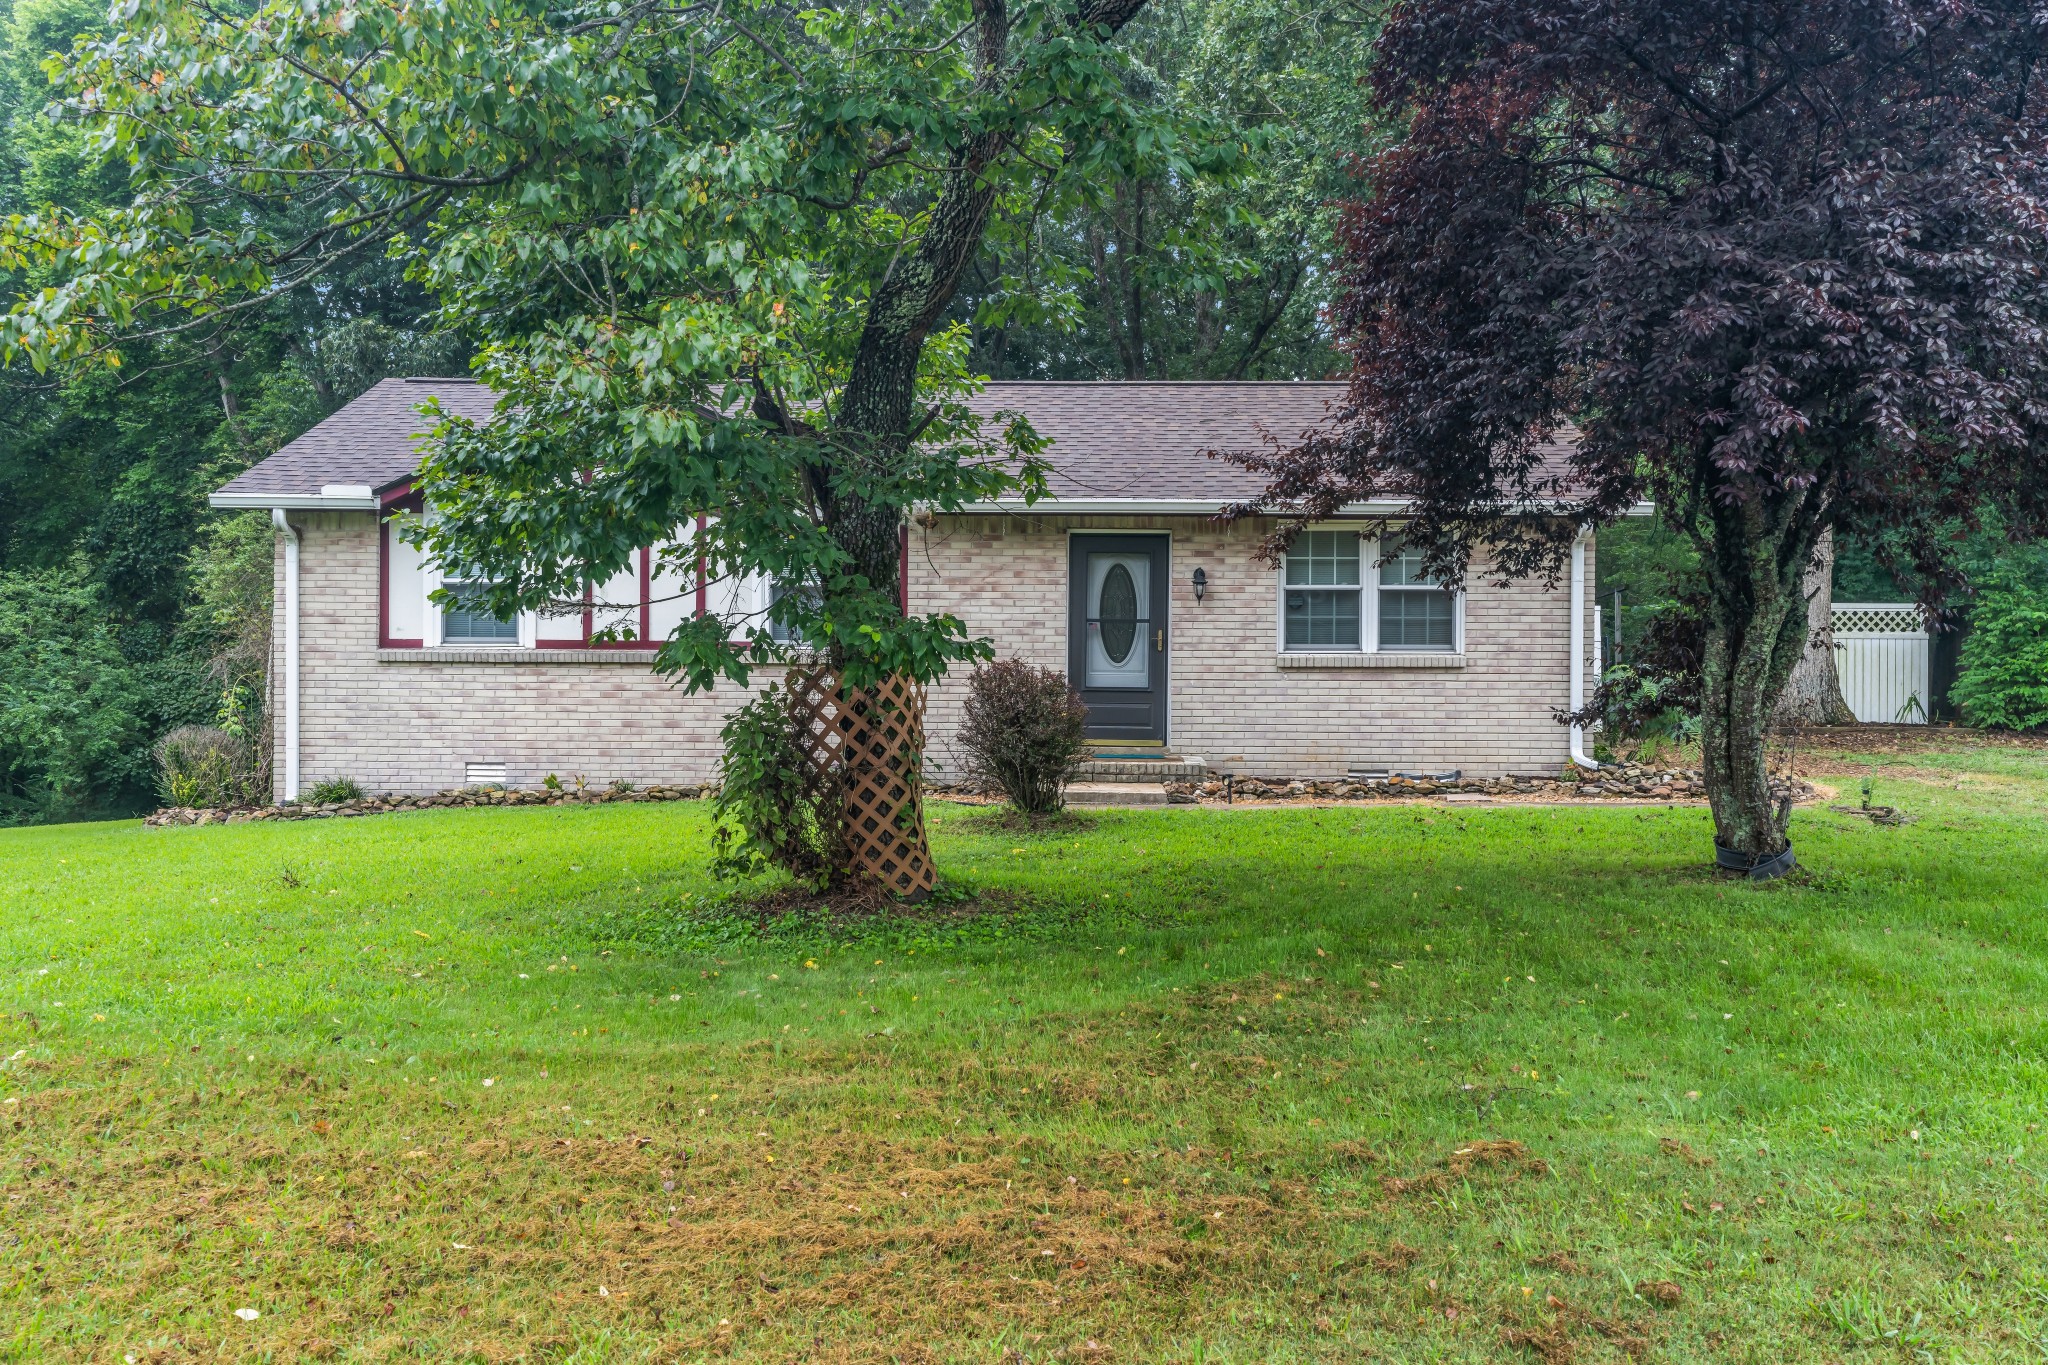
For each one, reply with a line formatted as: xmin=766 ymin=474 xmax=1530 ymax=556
xmin=210 ymin=377 xmax=1571 ymax=507
xmin=210 ymin=377 xmax=498 ymax=501
xmin=964 ymin=381 xmax=1345 ymax=502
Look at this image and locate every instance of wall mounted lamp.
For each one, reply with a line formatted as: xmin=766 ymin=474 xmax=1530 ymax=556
xmin=1191 ymin=567 xmax=1208 ymax=602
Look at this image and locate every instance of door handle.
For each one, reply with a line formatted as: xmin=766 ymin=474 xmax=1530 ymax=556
xmin=1154 ymin=629 xmax=1164 ymax=651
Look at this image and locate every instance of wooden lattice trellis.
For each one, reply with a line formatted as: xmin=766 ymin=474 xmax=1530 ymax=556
xmin=787 ymin=665 xmax=935 ymax=898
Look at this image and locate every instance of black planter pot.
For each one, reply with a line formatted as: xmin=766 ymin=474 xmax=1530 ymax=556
xmin=1715 ymin=841 xmax=1797 ymax=881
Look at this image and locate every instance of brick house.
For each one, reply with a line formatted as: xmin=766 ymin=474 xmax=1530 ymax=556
xmin=210 ymin=378 xmax=1610 ymax=799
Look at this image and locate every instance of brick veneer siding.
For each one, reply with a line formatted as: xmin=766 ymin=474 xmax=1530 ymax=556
xmin=270 ymin=512 xmax=742 ymax=799
xmin=909 ymin=514 xmax=1589 ymax=780
xmin=272 ymin=510 xmax=1593 ymax=798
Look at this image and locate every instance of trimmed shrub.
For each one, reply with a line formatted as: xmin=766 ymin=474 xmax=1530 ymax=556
xmin=957 ymin=659 xmax=1089 ymax=813
xmin=154 ymin=725 xmax=262 ymax=808
xmin=710 ymin=683 xmax=838 ymax=885
xmin=1954 ymin=551 xmax=2048 ymax=731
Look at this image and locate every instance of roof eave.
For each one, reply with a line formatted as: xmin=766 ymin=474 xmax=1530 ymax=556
xmin=209 ymin=486 xmax=380 ymax=511
xmin=942 ymin=497 xmax=1657 ymax=517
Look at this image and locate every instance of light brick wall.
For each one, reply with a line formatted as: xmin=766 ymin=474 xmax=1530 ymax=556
xmin=908 ymin=514 xmax=1591 ymax=780
xmin=273 ymin=510 xmax=1595 ymax=797
xmin=271 ymin=512 xmax=742 ymax=799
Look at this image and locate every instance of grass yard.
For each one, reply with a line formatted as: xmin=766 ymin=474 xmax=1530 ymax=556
xmin=4 ymin=743 xmax=2048 ymax=1363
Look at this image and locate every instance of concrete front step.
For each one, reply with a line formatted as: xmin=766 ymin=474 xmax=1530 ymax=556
xmin=1074 ymin=755 xmax=1207 ymax=783
xmin=1066 ymin=781 xmax=1173 ymax=807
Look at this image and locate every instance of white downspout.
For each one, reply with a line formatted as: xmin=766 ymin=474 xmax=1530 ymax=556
xmin=1569 ymin=530 xmax=1601 ymax=771
xmin=273 ymin=508 xmax=301 ymax=801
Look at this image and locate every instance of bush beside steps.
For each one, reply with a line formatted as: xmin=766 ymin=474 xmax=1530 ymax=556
xmin=146 ymin=782 xmax=713 ymax=826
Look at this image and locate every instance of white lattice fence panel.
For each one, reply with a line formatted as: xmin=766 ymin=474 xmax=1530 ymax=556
xmin=1832 ymin=604 xmax=1925 ymax=636
xmin=1830 ymin=603 xmax=1929 ymax=723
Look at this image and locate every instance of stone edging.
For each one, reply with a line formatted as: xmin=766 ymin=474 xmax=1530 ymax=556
xmin=1181 ymin=762 xmax=1735 ymax=803
xmin=145 ymin=763 xmax=1816 ymax=826
xmin=145 ymin=783 xmax=712 ymax=826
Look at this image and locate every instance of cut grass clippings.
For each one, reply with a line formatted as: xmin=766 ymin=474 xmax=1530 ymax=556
xmin=3 ymin=741 xmax=2048 ymax=1362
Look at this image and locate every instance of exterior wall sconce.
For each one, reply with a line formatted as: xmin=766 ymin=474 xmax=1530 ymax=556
xmin=1191 ymin=567 xmax=1208 ymax=602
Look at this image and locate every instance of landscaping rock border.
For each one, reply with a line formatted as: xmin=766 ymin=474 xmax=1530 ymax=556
xmin=147 ymin=761 xmax=1818 ymax=826
xmin=145 ymin=782 xmax=712 ymax=827
xmin=933 ymin=761 xmax=1816 ymax=806
xmin=1168 ymin=762 xmax=1815 ymax=805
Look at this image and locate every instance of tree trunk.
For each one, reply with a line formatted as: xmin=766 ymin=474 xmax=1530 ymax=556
xmin=1698 ymin=509 xmax=1815 ymax=866
xmin=1771 ymin=526 xmax=1857 ymax=725
xmin=813 ymin=0 xmax=1153 ymax=889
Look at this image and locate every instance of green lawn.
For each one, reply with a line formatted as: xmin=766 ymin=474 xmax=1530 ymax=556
xmin=4 ymin=747 xmax=2048 ymax=1363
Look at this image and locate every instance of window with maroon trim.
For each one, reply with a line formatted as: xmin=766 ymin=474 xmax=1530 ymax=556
xmin=379 ymin=490 xmax=427 ymax=648
xmin=383 ymin=509 xmax=686 ymax=651
xmin=378 ymin=512 xmax=913 ymax=649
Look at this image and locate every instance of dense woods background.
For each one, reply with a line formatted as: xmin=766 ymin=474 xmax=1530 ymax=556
xmin=0 ymin=0 xmax=2039 ymax=825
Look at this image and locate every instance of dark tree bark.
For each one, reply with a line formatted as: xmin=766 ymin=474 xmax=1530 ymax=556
xmin=1227 ymin=255 xmax=1304 ymax=379
xmin=1697 ymin=497 xmax=1819 ymax=858
xmin=828 ymin=0 xmax=1155 ymax=607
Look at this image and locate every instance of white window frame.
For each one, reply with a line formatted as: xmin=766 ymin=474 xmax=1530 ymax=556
xmin=421 ymin=509 xmax=535 ymax=649
xmin=1275 ymin=526 xmax=1367 ymax=653
xmin=1372 ymin=531 xmax=1463 ymax=654
xmin=1274 ymin=525 xmax=1464 ymax=657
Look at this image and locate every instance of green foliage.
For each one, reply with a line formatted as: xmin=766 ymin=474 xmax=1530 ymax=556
xmin=0 ymin=565 xmax=149 ymax=823
xmin=709 ymin=685 xmax=837 ymax=887
xmin=152 ymin=724 xmax=262 ymax=808
xmin=1593 ymin=517 xmax=1700 ymax=661
xmin=0 ymin=0 xmax=470 ymax=825
xmin=1953 ymin=547 xmax=2048 ymax=732
xmin=303 ymin=776 xmax=365 ymax=805
xmin=957 ymin=659 xmax=1089 ymax=813
xmin=1586 ymin=662 xmax=1703 ymax=749
xmin=0 ymin=0 xmax=1226 ymax=700
xmin=184 ymin=508 xmax=275 ymax=699
xmin=957 ymin=0 xmax=1382 ymax=380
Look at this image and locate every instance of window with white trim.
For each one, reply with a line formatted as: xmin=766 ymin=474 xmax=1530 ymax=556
xmin=1376 ymin=535 xmax=1457 ymax=651
xmin=1282 ymin=530 xmax=1362 ymax=650
xmin=440 ymin=580 xmax=521 ymax=644
xmin=1279 ymin=528 xmax=1462 ymax=654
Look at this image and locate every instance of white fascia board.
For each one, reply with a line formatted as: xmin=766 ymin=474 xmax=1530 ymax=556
xmin=208 ymin=491 xmax=381 ymax=510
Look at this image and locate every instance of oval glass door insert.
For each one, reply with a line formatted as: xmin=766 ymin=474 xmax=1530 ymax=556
xmin=1085 ymin=552 xmax=1150 ymax=688
xmin=1098 ymin=563 xmax=1138 ymax=662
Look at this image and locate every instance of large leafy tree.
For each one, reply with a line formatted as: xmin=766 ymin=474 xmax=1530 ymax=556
xmin=4 ymin=0 xmax=1196 ymax=861
xmin=0 ymin=0 xmax=463 ymax=820
xmin=954 ymin=0 xmax=1378 ymax=380
xmin=1237 ymin=0 xmax=2048 ymax=868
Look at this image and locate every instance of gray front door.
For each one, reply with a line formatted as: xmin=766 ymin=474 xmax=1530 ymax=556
xmin=1069 ymin=535 xmax=1169 ymax=743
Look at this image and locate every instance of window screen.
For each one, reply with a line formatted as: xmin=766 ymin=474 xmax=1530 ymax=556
xmin=442 ymin=581 xmax=520 ymax=644
xmin=1378 ymin=538 xmax=1456 ymax=650
xmin=1283 ymin=531 xmax=1362 ymax=649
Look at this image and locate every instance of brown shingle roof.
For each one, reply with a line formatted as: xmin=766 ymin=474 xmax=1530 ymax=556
xmin=966 ymin=381 xmax=1347 ymax=502
xmin=209 ymin=377 xmax=496 ymax=504
xmin=210 ymin=377 xmax=1575 ymax=509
